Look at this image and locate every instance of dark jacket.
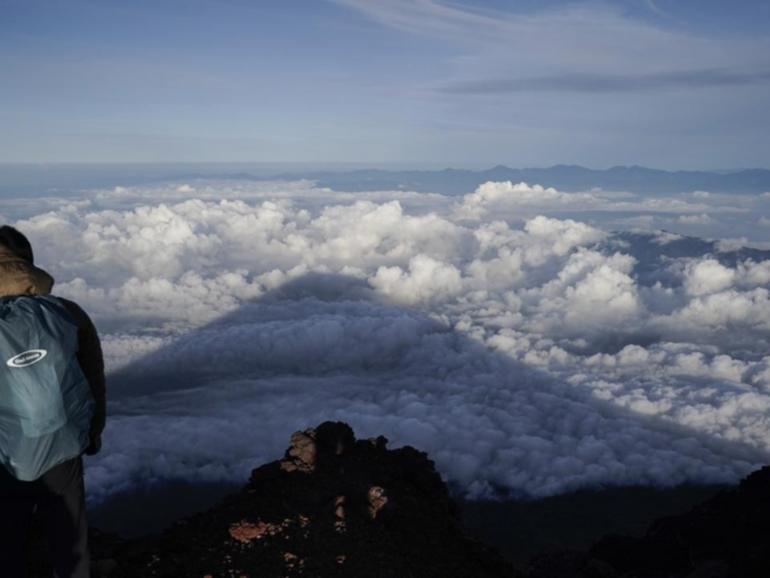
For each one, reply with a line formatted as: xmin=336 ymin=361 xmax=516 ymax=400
xmin=0 ymin=246 xmax=106 ymax=454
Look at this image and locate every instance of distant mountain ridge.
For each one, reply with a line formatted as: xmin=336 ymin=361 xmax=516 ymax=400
xmin=4 ymin=163 xmax=768 ymax=197
xmin=266 ymin=164 xmax=770 ymax=195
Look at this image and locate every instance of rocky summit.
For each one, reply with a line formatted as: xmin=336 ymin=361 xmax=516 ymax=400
xmin=26 ymin=424 xmax=770 ymax=577
xmin=83 ymin=422 xmax=520 ymax=578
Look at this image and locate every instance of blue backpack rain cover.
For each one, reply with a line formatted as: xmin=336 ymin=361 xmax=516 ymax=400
xmin=0 ymin=295 xmax=94 ymax=481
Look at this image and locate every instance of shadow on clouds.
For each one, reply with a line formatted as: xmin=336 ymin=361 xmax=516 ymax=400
xmin=89 ymin=272 xmax=766 ymax=513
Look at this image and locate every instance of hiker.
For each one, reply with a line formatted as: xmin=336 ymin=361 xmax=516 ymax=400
xmin=0 ymin=226 xmax=106 ymax=578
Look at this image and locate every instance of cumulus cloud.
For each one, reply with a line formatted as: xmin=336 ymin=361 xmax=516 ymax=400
xmin=683 ymin=259 xmax=735 ymax=296
xmin=453 ymin=181 xmax=745 ymax=226
xmin=563 ymin=255 xmax=640 ymax=324
xmin=666 ymin=288 xmax=770 ymax=332
xmin=370 ymin=255 xmax=463 ymax=304
xmin=678 ymin=213 xmax=713 ymax=225
xmin=738 ymin=260 xmax=770 ymax=287
xmin=8 ymin=178 xmax=770 ymax=502
xmin=455 ymin=181 xmax=599 ymax=219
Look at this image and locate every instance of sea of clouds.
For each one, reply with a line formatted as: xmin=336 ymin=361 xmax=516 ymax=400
xmin=6 ymin=177 xmax=770 ymax=502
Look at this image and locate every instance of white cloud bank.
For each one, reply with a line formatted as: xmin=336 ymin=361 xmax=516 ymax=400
xmin=10 ymin=179 xmax=770 ymax=501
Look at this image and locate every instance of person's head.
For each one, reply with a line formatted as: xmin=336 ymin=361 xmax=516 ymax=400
xmin=0 ymin=225 xmax=34 ymax=264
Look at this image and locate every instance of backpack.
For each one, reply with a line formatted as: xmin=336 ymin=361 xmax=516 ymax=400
xmin=0 ymin=295 xmax=94 ymax=481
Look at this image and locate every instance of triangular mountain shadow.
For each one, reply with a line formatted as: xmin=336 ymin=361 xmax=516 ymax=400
xmin=109 ymin=272 xmax=383 ymax=398
xmin=91 ymin=272 xmax=767 ymax=542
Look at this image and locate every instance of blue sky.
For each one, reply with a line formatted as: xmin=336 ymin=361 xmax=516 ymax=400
xmin=2 ymin=0 xmax=769 ymax=168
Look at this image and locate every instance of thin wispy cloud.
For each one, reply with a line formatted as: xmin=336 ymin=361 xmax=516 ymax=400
xmin=332 ymin=0 xmax=770 ymax=92
xmin=329 ymin=0 xmax=504 ymax=37
xmin=441 ymin=68 xmax=770 ymax=95
xmin=645 ymin=0 xmax=667 ymax=18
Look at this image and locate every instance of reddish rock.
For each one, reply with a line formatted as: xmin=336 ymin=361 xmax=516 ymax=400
xmin=367 ymin=486 xmax=389 ymax=519
xmin=280 ymin=429 xmax=317 ymax=473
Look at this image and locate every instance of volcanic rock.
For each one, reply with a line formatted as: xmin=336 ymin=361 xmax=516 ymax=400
xmin=86 ymin=421 xmax=520 ymax=577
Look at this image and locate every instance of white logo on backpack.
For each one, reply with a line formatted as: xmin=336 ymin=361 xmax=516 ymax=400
xmin=6 ymin=349 xmax=48 ymax=368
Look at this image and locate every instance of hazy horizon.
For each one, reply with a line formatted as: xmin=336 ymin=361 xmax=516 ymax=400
xmin=3 ymin=161 xmax=770 ymax=171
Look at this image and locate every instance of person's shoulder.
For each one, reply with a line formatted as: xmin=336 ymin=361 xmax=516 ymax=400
xmin=51 ymin=296 xmax=94 ymax=328
xmin=52 ymin=295 xmax=85 ymax=314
